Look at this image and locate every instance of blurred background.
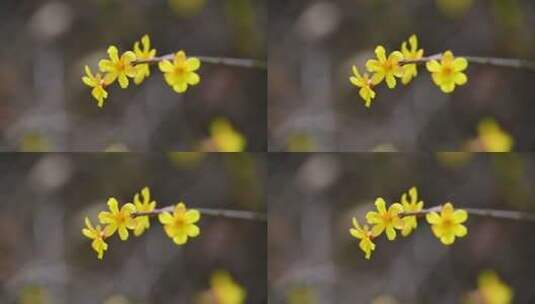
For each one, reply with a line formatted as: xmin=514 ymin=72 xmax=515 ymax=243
xmin=0 ymin=153 xmax=266 ymax=303
xmin=268 ymin=153 xmax=535 ymax=303
xmin=269 ymin=0 xmax=535 ymax=151
xmin=0 ymin=0 xmax=266 ymax=151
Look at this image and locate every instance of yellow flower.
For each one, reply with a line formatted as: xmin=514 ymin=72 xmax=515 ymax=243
xmin=98 ymin=198 xmax=137 ymax=241
xmin=400 ymin=34 xmax=424 ymax=85
xmin=426 ymin=50 xmax=468 ymax=93
xmin=133 ymin=187 xmax=157 ymax=236
xmin=211 ymin=271 xmax=247 ymax=304
xmin=211 ymin=118 xmax=246 ymax=152
xmin=158 ymin=50 xmax=201 ymax=93
xmin=478 ymin=270 xmax=514 ymax=304
xmin=400 ymin=187 xmax=424 ymax=236
xmin=82 ymin=65 xmax=109 ymax=108
xmin=366 ymin=197 xmax=404 ymax=240
xmin=349 ymin=65 xmax=379 ymax=108
xmin=349 ymin=217 xmax=376 ymax=259
xmin=477 ymin=118 xmax=513 ymax=152
xmin=133 ymin=34 xmax=157 ymax=85
xmin=158 ymin=202 xmax=200 ymax=245
xmin=82 ymin=217 xmax=108 ymax=259
xmin=99 ymin=46 xmax=137 ymax=89
xmin=426 ymin=202 xmax=468 ymax=245
xmin=366 ymin=45 xmax=404 ymax=88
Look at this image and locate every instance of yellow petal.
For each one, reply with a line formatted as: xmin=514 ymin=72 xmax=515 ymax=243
xmin=186 ymin=72 xmax=200 ymax=85
xmin=409 ymin=34 xmax=417 ymax=50
xmin=173 ymin=83 xmax=188 ymax=93
xmin=389 ymin=51 xmax=404 ymax=62
xmin=440 ymin=82 xmax=455 ymax=93
xmin=426 ymin=60 xmax=441 ymax=73
xmin=82 ymin=76 xmax=95 ymax=87
xmin=118 ymin=74 xmax=129 ymax=88
xmin=453 ymin=224 xmax=467 ymax=237
xmin=158 ymin=212 xmax=174 ymax=224
xmin=426 ymin=212 xmax=440 ymax=224
xmin=366 ymin=211 xmax=381 ymax=224
xmin=107 ymin=198 xmax=119 ymax=213
xmin=141 ymin=34 xmax=150 ymax=49
xmin=185 ymin=224 xmax=200 ymax=237
xmin=98 ymin=59 xmax=115 ymax=72
xmin=453 ymin=209 xmax=468 ymax=223
xmin=453 ymin=57 xmax=468 ymax=71
xmin=371 ymin=224 xmax=384 ymax=237
xmin=385 ymin=227 xmax=396 ymax=240
xmin=185 ymin=209 xmax=200 ymax=223
xmin=349 ymin=228 xmax=363 ymax=239
xmin=158 ymin=60 xmax=175 ymax=73
xmin=440 ymin=234 xmax=455 ymax=245
xmin=186 ymin=57 xmax=200 ymax=71
xmin=122 ymin=51 xmax=137 ymax=63
xmin=454 ymin=72 xmax=467 ymax=85
xmin=374 ymin=46 xmax=386 ymax=62
xmin=385 ymin=75 xmax=396 ymax=88
xmin=107 ymin=46 xmax=119 ymax=62
xmin=118 ymin=226 xmax=129 ymax=241
xmin=374 ymin=198 xmax=387 ymax=213
xmin=366 ymin=59 xmax=381 ymax=72
xmin=173 ymin=232 xmax=188 ymax=245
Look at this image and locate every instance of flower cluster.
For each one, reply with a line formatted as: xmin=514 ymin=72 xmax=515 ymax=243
xmin=349 ymin=187 xmax=468 ymax=259
xmin=82 ymin=186 xmax=201 ymax=260
xmin=82 ymin=34 xmax=201 ymax=108
xmin=349 ymin=34 xmax=468 ymax=108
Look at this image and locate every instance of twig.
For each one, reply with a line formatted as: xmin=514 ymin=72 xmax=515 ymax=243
xmin=135 ymin=54 xmax=267 ymax=69
xmin=133 ymin=205 xmax=266 ymax=222
xmin=401 ymin=206 xmax=535 ymax=222
xmin=401 ymin=53 xmax=535 ymax=71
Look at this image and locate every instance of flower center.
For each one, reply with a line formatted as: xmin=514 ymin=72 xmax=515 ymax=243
xmin=384 ymin=61 xmax=394 ymax=72
xmin=175 ymin=66 xmax=186 ymax=76
xmin=442 ymin=66 xmax=453 ymax=76
xmin=175 ymin=217 xmax=186 ymax=229
xmin=116 ymin=213 xmax=126 ymax=224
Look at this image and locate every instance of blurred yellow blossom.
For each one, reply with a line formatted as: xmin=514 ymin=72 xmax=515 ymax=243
xmin=133 ymin=34 xmax=157 ymax=85
xmin=158 ymin=50 xmax=201 ymax=93
xmin=210 ymin=118 xmax=246 ymax=152
xmin=349 ymin=65 xmax=379 ymax=107
xmin=349 ymin=217 xmax=376 ymax=259
xmin=98 ymin=198 xmax=137 ymax=241
xmin=366 ymin=197 xmax=404 ymax=240
xmin=133 ymin=187 xmax=157 ymax=236
xmin=211 ymin=271 xmax=247 ymax=304
xmin=400 ymin=187 xmax=424 ymax=236
xmin=99 ymin=46 xmax=137 ymax=89
xmin=82 ymin=65 xmax=109 ymax=107
xmin=400 ymin=34 xmax=424 ymax=85
xmin=426 ymin=202 xmax=468 ymax=245
xmin=477 ymin=118 xmax=514 ymax=152
xmin=82 ymin=217 xmax=108 ymax=259
xmin=287 ymin=286 xmax=317 ymax=304
xmin=426 ymin=50 xmax=468 ymax=93
xmin=477 ymin=270 xmax=513 ymax=304
xmin=158 ymin=202 xmax=200 ymax=245
xmin=366 ymin=46 xmax=404 ymax=88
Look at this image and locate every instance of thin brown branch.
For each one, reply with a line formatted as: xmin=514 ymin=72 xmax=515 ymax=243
xmin=401 ymin=206 xmax=535 ymax=222
xmin=401 ymin=53 xmax=535 ymax=71
xmin=135 ymin=54 xmax=267 ymax=69
xmin=133 ymin=205 xmax=266 ymax=222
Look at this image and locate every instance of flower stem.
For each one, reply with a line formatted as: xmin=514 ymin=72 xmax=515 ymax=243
xmin=401 ymin=53 xmax=535 ymax=71
xmin=135 ymin=54 xmax=267 ymax=69
xmin=133 ymin=205 xmax=267 ymax=222
xmin=401 ymin=206 xmax=535 ymax=222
